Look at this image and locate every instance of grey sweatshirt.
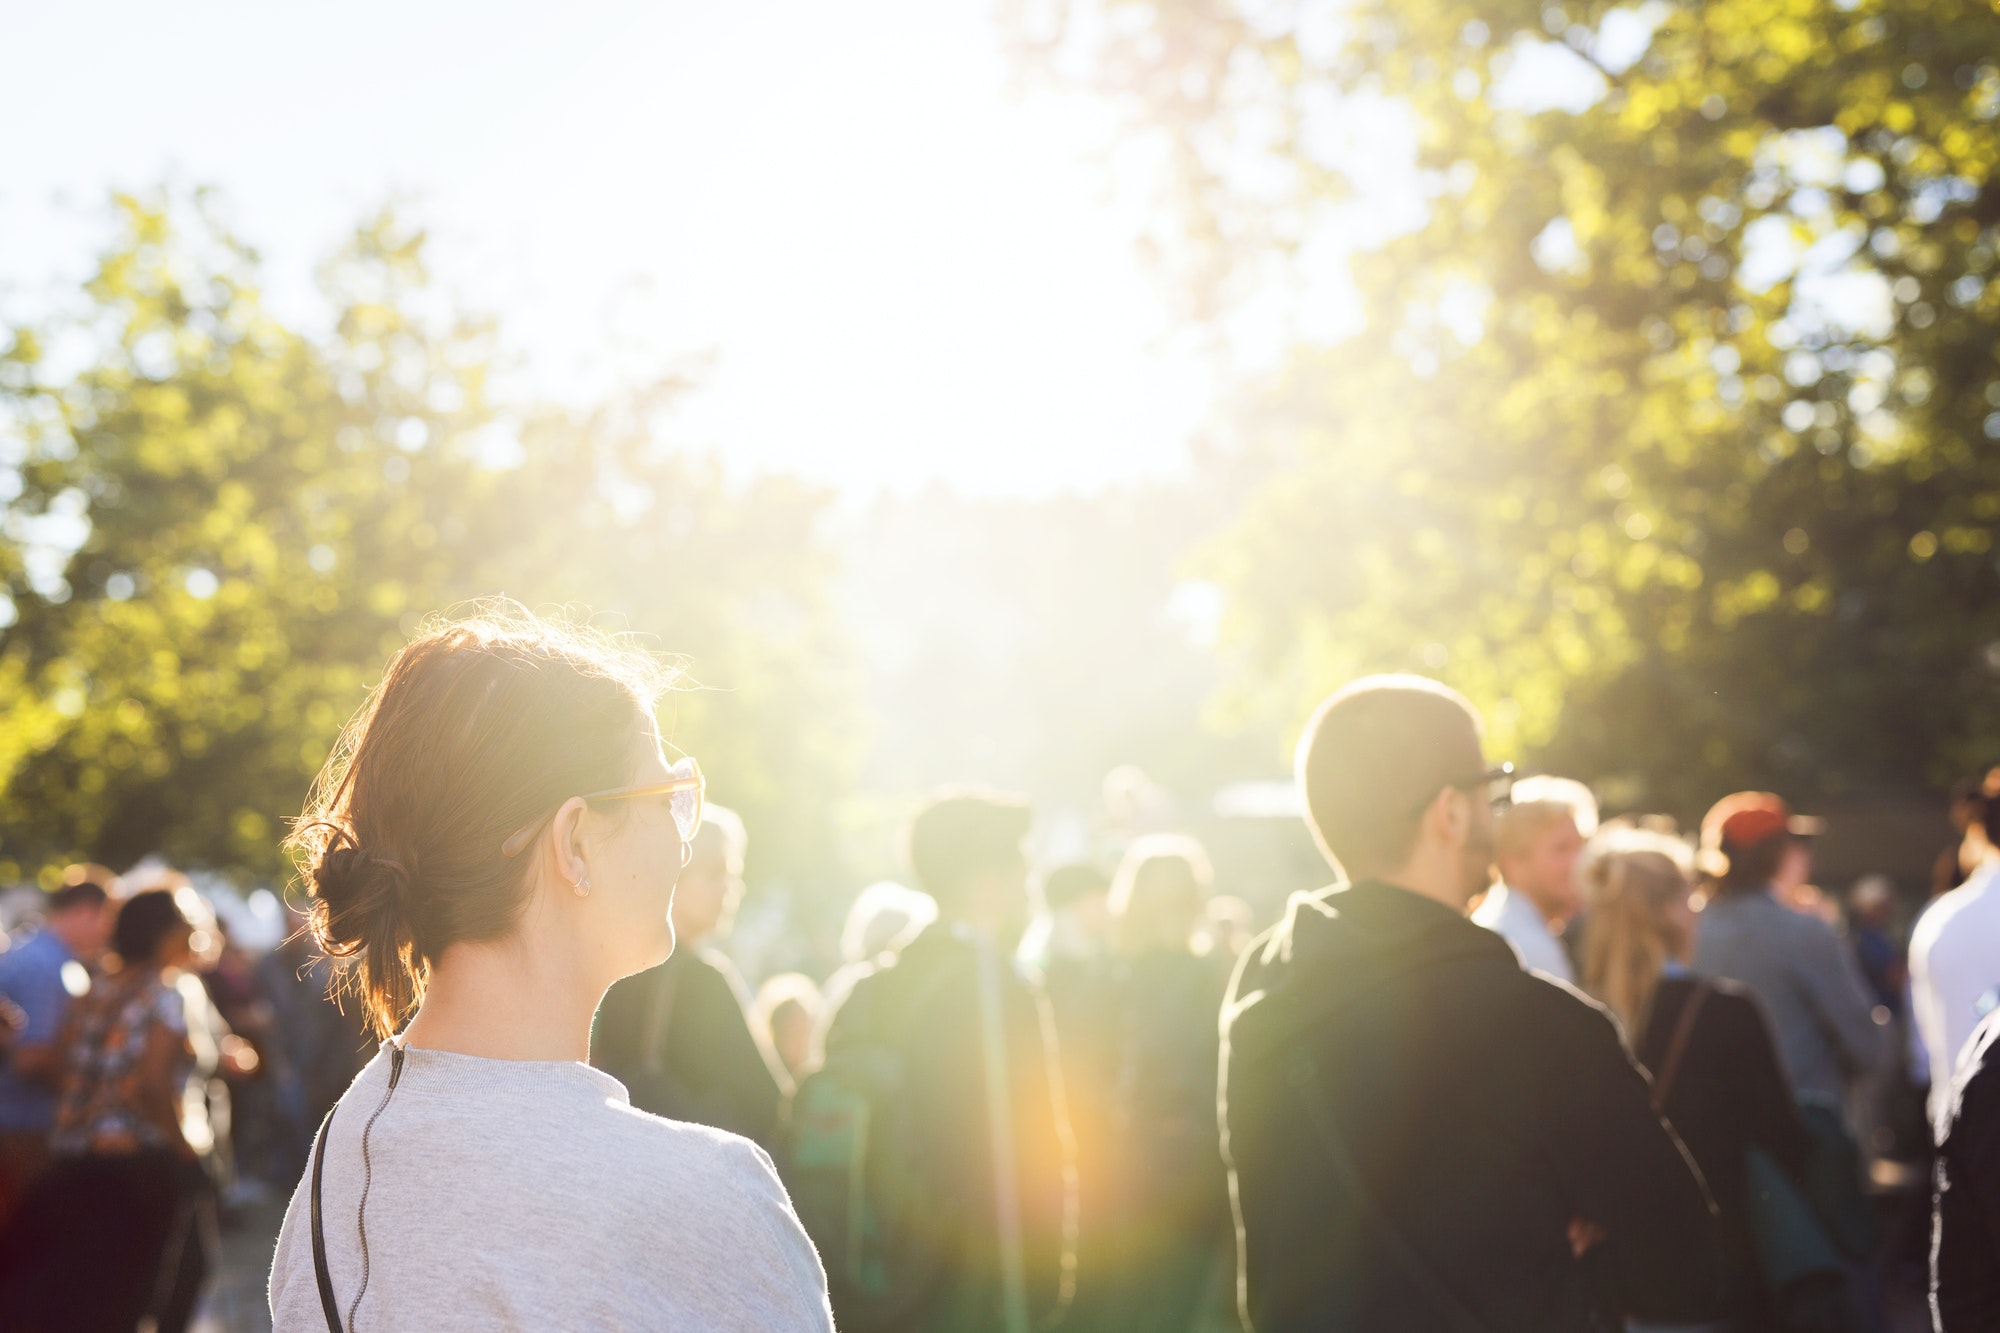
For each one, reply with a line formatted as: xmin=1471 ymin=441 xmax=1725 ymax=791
xmin=1692 ymin=887 xmax=1888 ymax=1104
xmin=269 ymin=1043 xmax=834 ymax=1332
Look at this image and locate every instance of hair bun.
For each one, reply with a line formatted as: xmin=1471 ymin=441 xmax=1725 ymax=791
xmin=307 ymin=830 xmax=412 ymax=955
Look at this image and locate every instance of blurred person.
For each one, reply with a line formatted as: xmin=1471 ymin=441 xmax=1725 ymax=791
xmin=1199 ymin=892 xmax=1257 ymax=961
xmin=1016 ymin=863 xmax=1110 ymax=975
xmin=1691 ymin=793 xmax=1887 ymax=1327
xmin=1096 ymin=836 xmax=1232 ymax=1332
xmin=1691 ymin=793 xmax=1888 ymax=1108
xmin=1098 ymin=764 xmax=1177 ymax=863
xmin=195 ymin=916 xmax=277 ymax=1199
xmin=0 ymin=866 xmax=114 ymax=1227
xmin=1931 ymin=770 xmax=1999 ymax=899
xmin=1579 ymin=831 xmax=1823 ymax=1332
xmin=252 ymin=924 xmax=370 ymax=1183
xmin=817 ymin=879 xmax=940 ymax=1037
xmin=0 ymin=887 xmax=233 ymax=1332
xmin=1846 ymin=876 xmax=1905 ymax=1018
xmin=1471 ymin=775 xmax=1597 ymax=984
xmin=1221 ymin=675 xmax=1721 ymax=1333
xmin=1931 ymin=1005 xmax=2000 ymax=1329
xmin=1843 ymin=877 xmax=1924 ymax=1198
xmin=1766 ymin=817 xmax=1841 ymax=923
xmin=592 ymin=804 xmax=793 ymax=1147
xmin=1910 ymin=787 xmax=2000 ymax=1126
xmin=1110 ymin=836 xmax=1211 ymax=956
xmin=755 ymin=973 xmax=822 ymax=1084
xmin=788 ymin=788 xmax=1075 ymax=1333
xmin=844 ymin=879 xmax=941 ymax=964
xmin=1015 ymin=862 xmax=1121 ymax=1330
xmin=266 ymin=612 xmax=832 ymax=1330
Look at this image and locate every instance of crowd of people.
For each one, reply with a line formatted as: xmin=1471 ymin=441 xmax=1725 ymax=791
xmin=0 ymin=864 xmax=365 ymax=1331
xmin=0 ymin=610 xmax=1996 ymax=1331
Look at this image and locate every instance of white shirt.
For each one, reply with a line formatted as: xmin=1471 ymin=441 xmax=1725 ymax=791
xmin=270 ymin=1043 xmax=834 ymax=1332
xmin=1911 ymin=861 xmax=2000 ymax=1126
xmin=1472 ymin=883 xmax=1575 ymax=985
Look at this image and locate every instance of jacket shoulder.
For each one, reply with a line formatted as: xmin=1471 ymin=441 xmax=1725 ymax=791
xmin=1510 ymin=968 xmax=1629 ymax=1055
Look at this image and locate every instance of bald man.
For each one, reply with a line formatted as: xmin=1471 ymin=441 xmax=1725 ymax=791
xmin=1220 ymin=675 xmax=1720 ymax=1333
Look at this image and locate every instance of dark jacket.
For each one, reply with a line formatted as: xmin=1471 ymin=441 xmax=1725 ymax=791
xmin=592 ymin=945 xmax=787 ymax=1146
xmin=1222 ymin=881 xmax=1723 ymax=1333
xmin=816 ymin=923 xmax=1076 ymax=1333
xmin=1079 ymin=949 xmax=1235 ymax=1332
xmin=1637 ymin=976 xmax=1810 ymax=1320
xmin=1934 ymin=1005 xmax=2000 ymax=1329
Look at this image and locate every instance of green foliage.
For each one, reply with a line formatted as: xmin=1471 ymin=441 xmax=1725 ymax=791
xmin=1018 ymin=0 xmax=2000 ymax=811
xmin=0 ymin=192 xmax=851 ymax=886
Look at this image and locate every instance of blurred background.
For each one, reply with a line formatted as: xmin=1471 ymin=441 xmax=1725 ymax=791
xmin=2 ymin=0 xmax=1996 ymax=1319
xmin=7 ymin=0 xmax=1994 ymax=934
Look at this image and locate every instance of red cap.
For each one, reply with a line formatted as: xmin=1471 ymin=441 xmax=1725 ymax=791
xmin=1700 ymin=791 xmax=1825 ymax=853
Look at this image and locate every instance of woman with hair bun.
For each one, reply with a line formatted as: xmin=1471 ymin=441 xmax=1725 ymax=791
xmin=267 ymin=609 xmax=832 ymax=1331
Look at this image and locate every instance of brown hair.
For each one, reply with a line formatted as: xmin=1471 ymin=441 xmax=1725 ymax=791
xmin=905 ymin=788 xmax=1032 ymax=910
xmin=1579 ymin=831 xmax=1695 ymax=1038
xmin=1297 ymin=674 xmax=1485 ymax=879
xmin=287 ymin=607 xmax=676 ymax=1038
xmin=1109 ymin=834 xmax=1212 ymax=953
xmin=1709 ymin=835 xmax=1790 ymax=897
xmin=50 ymin=863 xmax=117 ymax=914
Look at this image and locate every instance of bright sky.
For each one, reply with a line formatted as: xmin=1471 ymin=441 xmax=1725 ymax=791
xmin=0 ymin=0 xmax=1220 ymax=497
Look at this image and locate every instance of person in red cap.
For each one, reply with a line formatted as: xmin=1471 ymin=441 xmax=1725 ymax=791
xmin=1690 ymin=792 xmax=1887 ymax=1108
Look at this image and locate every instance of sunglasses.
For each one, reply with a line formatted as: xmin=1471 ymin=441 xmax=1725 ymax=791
xmin=499 ymin=755 xmax=705 ymax=859
xmin=1409 ymin=762 xmax=1515 ymax=818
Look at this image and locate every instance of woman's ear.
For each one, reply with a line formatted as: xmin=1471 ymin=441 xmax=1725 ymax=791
xmin=546 ymin=797 xmax=593 ymax=894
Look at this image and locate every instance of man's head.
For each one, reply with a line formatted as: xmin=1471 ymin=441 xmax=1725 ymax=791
xmin=1494 ymin=777 xmax=1597 ymax=927
xmin=1701 ymin=791 xmax=1822 ymax=896
xmin=906 ymin=788 xmax=1033 ymax=943
xmin=46 ymin=864 xmax=116 ymax=961
xmin=1849 ymin=874 xmax=1895 ymax=929
xmin=1297 ymin=675 xmax=1498 ymax=907
xmin=669 ymin=804 xmax=748 ymax=945
xmin=1042 ymin=863 xmax=1110 ymax=931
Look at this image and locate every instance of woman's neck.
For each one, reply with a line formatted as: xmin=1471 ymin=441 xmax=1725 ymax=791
xmin=400 ymin=935 xmax=603 ymax=1063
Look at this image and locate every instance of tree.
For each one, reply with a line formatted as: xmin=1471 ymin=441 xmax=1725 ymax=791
xmin=0 ymin=192 xmax=852 ymax=887
xmin=1012 ymin=0 xmax=2000 ymax=812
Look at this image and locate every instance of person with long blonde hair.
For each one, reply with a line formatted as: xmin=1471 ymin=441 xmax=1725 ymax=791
xmin=1580 ymin=829 xmax=1808 ymax=1331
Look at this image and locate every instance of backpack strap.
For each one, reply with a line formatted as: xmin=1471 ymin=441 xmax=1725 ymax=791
xmin=1288 ymin=1053 xmax=1496 ymax=1333
xmin=1649 ymin=981 xmax=1710 ymax=1110
xmin=309 ymin=1102 xmax=344 ymax=1333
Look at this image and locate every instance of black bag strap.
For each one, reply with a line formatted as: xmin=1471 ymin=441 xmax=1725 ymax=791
xmin=1288 ymin=1053 xmax=1497 ymax=1333
xmin=1650 ymin=981 xmax=1710 ymax=1110
xmin=311 ymin=1043 xmax=405 ymax=1333
xmin=309 ymin=1101 xmax=344 ymax=1333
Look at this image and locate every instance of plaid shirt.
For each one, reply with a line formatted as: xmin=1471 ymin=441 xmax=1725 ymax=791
xmin=50 ymin=970 xmax=191 ymax=1155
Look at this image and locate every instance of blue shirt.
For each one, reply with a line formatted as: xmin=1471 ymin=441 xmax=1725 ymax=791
xmin=0 ymin=930 xmax=84 ymax=1132
xmin=1692 ymin=887 xmax=1887 ymax=1103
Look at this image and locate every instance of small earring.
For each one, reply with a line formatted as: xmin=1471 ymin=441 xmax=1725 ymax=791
xmin=572 ymin=874 xmax=591 ymax=898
